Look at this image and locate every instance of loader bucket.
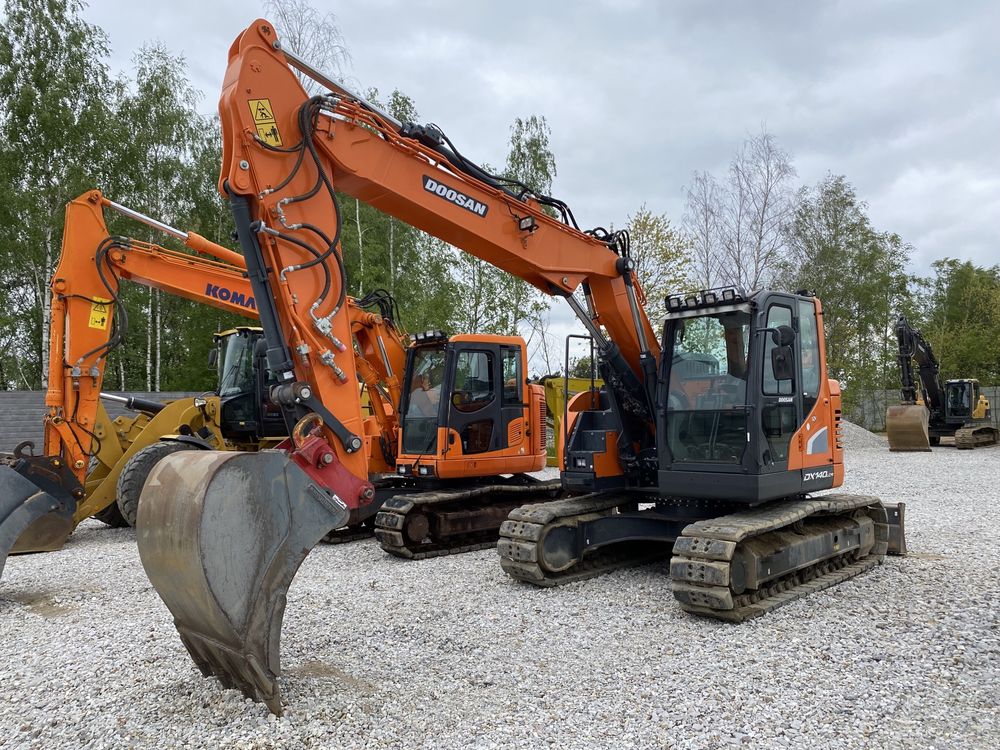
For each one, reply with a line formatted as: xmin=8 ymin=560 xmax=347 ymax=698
xmin=886 ymin=405 xmax=932 ymax=451
xmin=135 ymin=449 xmax=350 ymax=715
xmin=0 ymin=448 xmax=81 ymax=581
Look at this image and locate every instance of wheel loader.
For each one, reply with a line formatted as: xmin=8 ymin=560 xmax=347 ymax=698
xmin=92 ymin=325 xmax=286 ymax=529
xmin=886 ymin=315 xmax=998 ymax=450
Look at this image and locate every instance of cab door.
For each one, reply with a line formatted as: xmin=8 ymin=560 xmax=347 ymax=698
xmin=446 ymin=344 xmax=504 ymax=455
xmin=759 ymin=296 xmax=801 ymax=473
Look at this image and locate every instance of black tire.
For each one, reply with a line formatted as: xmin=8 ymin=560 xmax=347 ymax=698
xmin=93 ymin=501 xmax=130 ymax=528
xmin=929 ymin=435 xmax=941 ymax=446
xmin=85 ymin=457 xmax=130 ymax=528
xmin=116 ymin=442 xmax=197 ymax=527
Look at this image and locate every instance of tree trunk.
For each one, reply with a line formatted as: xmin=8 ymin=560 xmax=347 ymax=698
xmin=41 ymin=225 xmax=53 ymax=389
xmin=355 ymin=199 xmax=364 ymax=295
xmin=154 ymin=290 xmax=161 ymax=391
xmin=389 ymin=218 xmax=395 ymax=293
xmin=146 ymin=286 xmax=153 ymax=391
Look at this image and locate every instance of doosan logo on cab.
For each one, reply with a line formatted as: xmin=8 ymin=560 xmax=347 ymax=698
xmin=422 ymin=175 xmax=489 ymax=217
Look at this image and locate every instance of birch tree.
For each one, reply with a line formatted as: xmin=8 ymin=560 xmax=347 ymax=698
xmin=0 ymin=0 xmax=115 ymax=388
xmin=682 ymin=129 xmax=796 ymax=293
xmin=263 ymin=0 xmax=350 ymax=94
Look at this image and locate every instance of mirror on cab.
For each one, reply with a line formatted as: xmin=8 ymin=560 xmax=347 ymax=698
xmin=770 ymin=324 xmax=796 ymax=381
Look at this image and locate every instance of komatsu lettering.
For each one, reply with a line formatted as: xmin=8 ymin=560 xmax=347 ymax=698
xmin=422 ymin=175 xmax=488 ymax=217
xmin=206 ymin=283 xmax=257 ymax=310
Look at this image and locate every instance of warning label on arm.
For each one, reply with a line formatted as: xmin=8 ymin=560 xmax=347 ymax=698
xmin=248 ymin=98 xmax=282 ymax=146
xmin=88 ymin=298 xmax=111 ymax=330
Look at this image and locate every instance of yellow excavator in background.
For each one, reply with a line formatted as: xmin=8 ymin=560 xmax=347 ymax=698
xmin=886 ymin=315 xmax=998 ymax=450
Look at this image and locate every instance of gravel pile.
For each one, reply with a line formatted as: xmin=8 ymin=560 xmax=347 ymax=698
xmin=839 ymin=419 xmax=887 ymax=451
xmin=2 ymin=441 xmax=999 ymax=749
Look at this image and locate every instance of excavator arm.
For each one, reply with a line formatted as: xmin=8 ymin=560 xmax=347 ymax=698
xmin=887 ymin=315 xmax=944 ymax=451
xmin=217 ymin=20 xmax=659 ymax=476
xmin=894 ymin=315 xmax=945 ymax=411
xmin=135 ymin=18 xmax=662 ymax=713
xmin=0 ymin=190 xmax=259 ymax=576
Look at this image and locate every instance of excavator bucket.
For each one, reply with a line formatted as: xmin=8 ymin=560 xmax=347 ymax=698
xmin=0 ymin=445 xmax=81 ymax=581
xmin=886 ymin=404 xmax=932 ymax=451
xmin=135 ymin=449 xmax=350 ymax=715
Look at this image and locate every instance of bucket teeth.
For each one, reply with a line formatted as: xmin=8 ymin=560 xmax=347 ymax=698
xmin=136 ymin=450 xmax=350 ymax=715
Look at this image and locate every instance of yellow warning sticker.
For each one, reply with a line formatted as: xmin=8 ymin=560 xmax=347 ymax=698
xmin=255 ymin=122 xmax=283 ymax=146
xmin=249 ymin=99 xmax=274 ymax=122
xmin=88 ymin=298 xmax=111 ymax=330
xmin=248 ymin=98 xmax=282 ymax=146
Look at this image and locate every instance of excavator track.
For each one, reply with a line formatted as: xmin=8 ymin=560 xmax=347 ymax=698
xmin=374 ymin=479 xmax=562 ymax=559
xmin=322 ymin=523 xmax=374 ymax=544
xmin=670 ymin=493 xmax=889 ymax=622
xmin=498 ymin=493 xmax=669 ymax=586
xmin=954 ymin=425 xmax=999 ymax=450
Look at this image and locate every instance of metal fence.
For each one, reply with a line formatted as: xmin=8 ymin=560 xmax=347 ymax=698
xmin=846 ymin=387 xmax=1000 ymax=432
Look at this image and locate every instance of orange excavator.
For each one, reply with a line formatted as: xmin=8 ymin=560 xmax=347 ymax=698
xmin=0 ymin=188 xmax=551 ymax=579
xmin=0 ymin=190 xmax=260 ymax=578
xmin=123 ymin=19 xmax=903 ymax=714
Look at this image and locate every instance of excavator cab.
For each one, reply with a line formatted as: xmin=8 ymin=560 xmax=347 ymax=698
xmin=944 ymin=379 xmax=976 ymax=420
xmin=396 ymin=332 xmax=546 ymax=479
xmin=212 ymin=327 xmax=286 ymax=443
xmin=658 ymin=288 xmax=841 ymax=502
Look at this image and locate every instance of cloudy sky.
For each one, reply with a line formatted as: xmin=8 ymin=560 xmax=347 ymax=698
xmin=82 ymin=0 xmax=998 ymax=367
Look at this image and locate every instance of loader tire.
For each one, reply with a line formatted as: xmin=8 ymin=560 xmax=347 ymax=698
xmin=85 ymin=457 xmax=130 ymax=528
xmin=93 ymin=502 xmax=130 ymax=528
xmin=116 ymin=442 xmax=197 ymax=528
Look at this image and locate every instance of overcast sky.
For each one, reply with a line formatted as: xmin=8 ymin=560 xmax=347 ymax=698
xmin=81 ymin=0 xmax=999 ymax=368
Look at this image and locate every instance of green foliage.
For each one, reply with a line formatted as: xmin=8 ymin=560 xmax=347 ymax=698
xmin=781 ymin=174 xmax=916 ymax=416
xmin=569 ymin=355 xmax=598 ymax=379
xmin=451 ymin=116 xmax=555 ymax=336
xmin=0 ymin=0 xmax=116 ymax=388
xmin=625 ymin=204 xmax=693 ymax=327
xmin=921 ymin=259 xmax=1000 ymax=382
xmin=102 ymin=45 xmax=242 ymax=392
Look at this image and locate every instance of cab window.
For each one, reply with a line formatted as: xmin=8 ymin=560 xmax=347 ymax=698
xmin=452 ymin=350 xmax=494 ymax=413
xmin=501 ymin=348 xmax=521 ymax=405
xmin=762 ymin=305 xmax=793 ymax=396
xmin=798 ymin=300 xmax=821 ymax=415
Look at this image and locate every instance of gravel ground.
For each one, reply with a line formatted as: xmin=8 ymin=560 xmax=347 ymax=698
xmin=1 ymin=432 xmax=998 ymax=750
